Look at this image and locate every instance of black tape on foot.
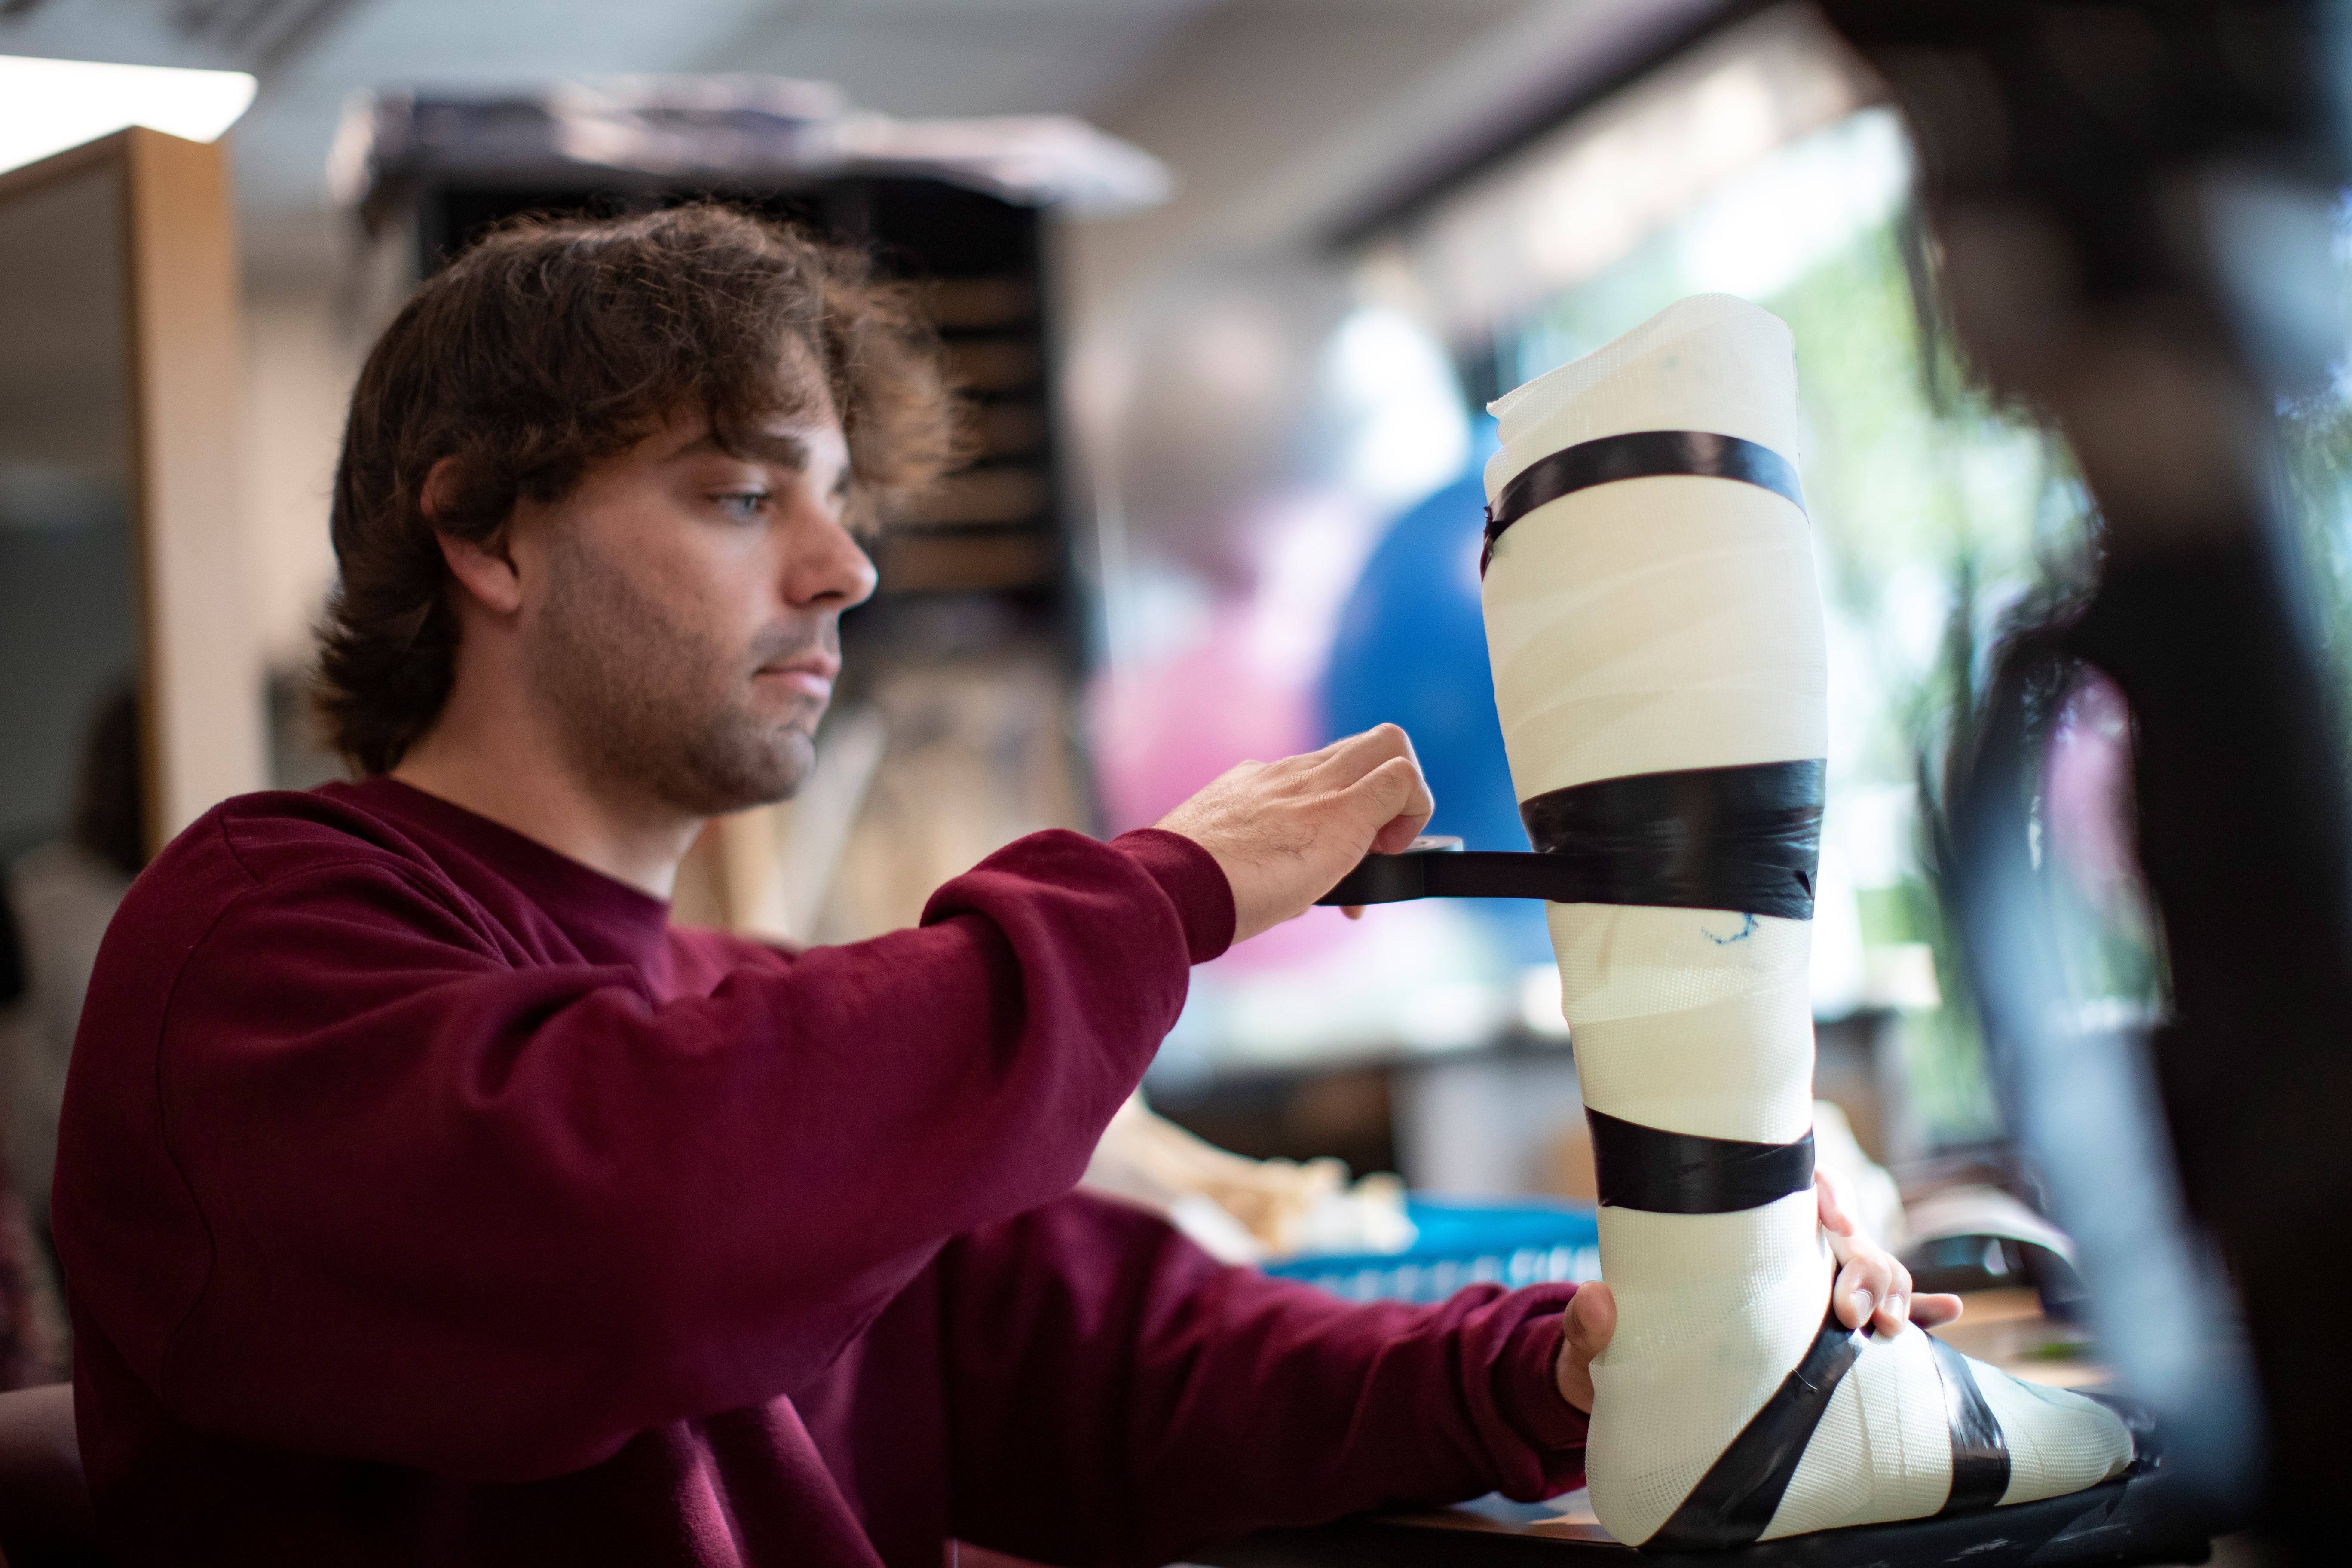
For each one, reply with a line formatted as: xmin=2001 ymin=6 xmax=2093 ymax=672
xmin=1649 ymin=1301 xmax=1865 ymax=1551
xmin=1928 ymin=1333 xmax=2012 ymax=1514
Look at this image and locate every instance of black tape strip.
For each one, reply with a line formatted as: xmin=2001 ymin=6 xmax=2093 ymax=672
xmin=1481 ymin=429 xmax=1805 ymax=574
xmin=1928 ymin=1333 xmax=2012 ymax=1514
xmin=1313 ymin=760 xmax=1824 ymax=919
xmin=1586 ymin=1107 xmax=1816 ymax=1214
xmin=1649 ymin=1301 xmax=1865 ymax=1551
xmin=1518 ymin=759 xmax=1824 ymax=920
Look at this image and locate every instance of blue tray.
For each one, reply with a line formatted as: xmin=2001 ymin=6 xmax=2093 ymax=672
xmin=1263 ymin=1195 xmax=1601 ymax=1303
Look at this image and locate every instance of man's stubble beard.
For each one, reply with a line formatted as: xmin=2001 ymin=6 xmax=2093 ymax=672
xmin=531 ymin=530 xmax=825 ymax=819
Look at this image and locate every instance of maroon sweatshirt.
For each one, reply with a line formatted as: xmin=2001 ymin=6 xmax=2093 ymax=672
xmin=52 ymin=777 xmax=1586 ymax=1565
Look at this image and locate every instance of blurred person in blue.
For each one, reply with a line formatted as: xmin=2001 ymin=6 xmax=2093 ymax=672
xmin=1082 ymin=262 xmax=1523 ymax=991
xmin=1323 ymin=419 xmax=1552 ymax=968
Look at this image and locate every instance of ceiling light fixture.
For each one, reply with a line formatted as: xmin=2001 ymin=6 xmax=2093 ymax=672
xmin=0 ymin=54 xmax=256 ymax=178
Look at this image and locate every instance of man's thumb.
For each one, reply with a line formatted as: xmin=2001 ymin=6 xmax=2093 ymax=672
xmin=1565 ymin=1280 xmax=1616 ymax=1361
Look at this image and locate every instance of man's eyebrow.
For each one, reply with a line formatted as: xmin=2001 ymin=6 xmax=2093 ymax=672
xmin=674 ymin=430 xmax=812 ymax=469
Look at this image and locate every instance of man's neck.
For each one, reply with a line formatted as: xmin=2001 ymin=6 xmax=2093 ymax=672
xmin=391 ymin=718 xmax=702 ymax=900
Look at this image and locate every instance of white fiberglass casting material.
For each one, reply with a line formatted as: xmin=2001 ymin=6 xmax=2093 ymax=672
xmin=1480 ymin=294 xmax=2131 ymax=1547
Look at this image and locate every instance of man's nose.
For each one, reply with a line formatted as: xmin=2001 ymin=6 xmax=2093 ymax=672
xmin=786 ymin=500 xmax=879 ymax=611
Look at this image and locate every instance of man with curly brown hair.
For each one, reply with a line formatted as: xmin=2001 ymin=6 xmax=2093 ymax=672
xmin=50 ymin=203 xmax=1914 ymax=1567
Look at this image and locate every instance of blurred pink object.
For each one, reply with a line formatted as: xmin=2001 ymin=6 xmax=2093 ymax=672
xmin=1090 ymin=601 xmax=1315 ymax=834
xmin=2044 ymin=669 xmax=2142 ymax=912
xmin=1089 ymin=601 xmax=1370 ymax=969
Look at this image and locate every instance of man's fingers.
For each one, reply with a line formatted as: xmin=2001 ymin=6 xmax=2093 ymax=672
xmin=1816 ymin=1167 xmax=1916 ymax=1336
xmin=1910 ymin=1292 xmax=1965 ymax=1328
xmin=1349 ymin=755 xmax=1435 ymax=854
xmin=1862 ymin=1254 xmax=1911 ymax=1336
xmin=1302 ymin=725 xmax=1393 ymax=782
xmin=1834 ymin=1259 xmax=1874 ymax=1330
xmin=1834 ymin=1246 xmax=1911 ymax=1333
xmin=1313 ymin=723 xmax=1417 ymax=784
xmin=1814 ymin=1169 xmax=1856 ymax=1238
xmin=1836 ymin=1257 xmax=1893 ymax=1330
xmin=1371 ymin=814 xmax=1432 ymax=856
xmin=1877 ymin=1257 xmax=1917 ymax=1336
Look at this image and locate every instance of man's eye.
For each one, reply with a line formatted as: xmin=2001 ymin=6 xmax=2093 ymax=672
xmin=715 ymin=491 xmax=770 ymax=521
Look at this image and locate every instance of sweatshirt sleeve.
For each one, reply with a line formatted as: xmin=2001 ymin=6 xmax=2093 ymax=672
xmin=56 ymin=823 xmax=1231 ymax=1483
xmin=937 ymin=1193 xmax=1588 ymax=1568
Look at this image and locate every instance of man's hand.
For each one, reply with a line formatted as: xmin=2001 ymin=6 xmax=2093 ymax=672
xmin=1553 ymin=1170 xmax=1966 ymax=1415
xmin=1817 ymin=1167 xmax=1961 ymax=1336
xmin=1154 ymin=724 xmax=1434 ymax=945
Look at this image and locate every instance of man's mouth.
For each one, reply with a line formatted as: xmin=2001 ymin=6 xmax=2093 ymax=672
xmin=755 ymin=655 xmax=838 ymax=702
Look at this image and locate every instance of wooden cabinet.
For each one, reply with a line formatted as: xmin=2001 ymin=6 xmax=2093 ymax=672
xmin=0 ymin=128 xmax=263 ymax=860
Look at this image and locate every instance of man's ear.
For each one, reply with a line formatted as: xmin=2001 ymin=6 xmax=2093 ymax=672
xmin=422 ymin=456 xmax=522 ymax=618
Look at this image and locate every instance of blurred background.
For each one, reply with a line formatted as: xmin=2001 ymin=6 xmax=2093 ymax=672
xmin=0 ymin=0 xmax=2191 ymax=1204
xmin=8 ymin=0 xmax=2343 ymax=1369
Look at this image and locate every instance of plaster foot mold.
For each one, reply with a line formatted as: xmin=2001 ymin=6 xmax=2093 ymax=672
xmin=1479 ymin=294 xmax=2132 ymax=1548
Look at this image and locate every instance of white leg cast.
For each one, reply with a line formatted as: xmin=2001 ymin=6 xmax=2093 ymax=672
xmin=1479 ymin=295 xmax=2133 ymax=1549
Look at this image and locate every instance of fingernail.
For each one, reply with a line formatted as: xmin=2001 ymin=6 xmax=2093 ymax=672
xmin=1890 ymin=1293 xmax=1908 ymax=1323
xmin=1851 ymin=1289 xmax=1872 ymax=1322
